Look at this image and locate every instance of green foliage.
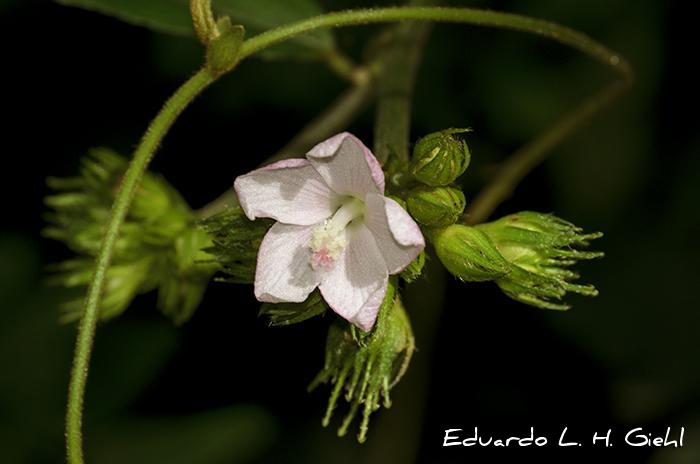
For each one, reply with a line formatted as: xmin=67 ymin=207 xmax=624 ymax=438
xmin=44 ymin=149 xmax=217 ymax=324
xmin=198 ymin=206 xmax=271 ymax=284
xmin=308 ymin=281 xmax=415 ymax=443
xmin=55 ymin=0 xmax=335 ymax=60
xmin=55 ymin=0 xmax=193 ymax=36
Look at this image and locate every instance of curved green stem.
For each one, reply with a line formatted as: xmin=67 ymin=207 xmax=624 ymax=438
xmin=240 ymin=7 xmax=631 ymax=82
xmin=66 ymin=68 xmax=214 ymax=464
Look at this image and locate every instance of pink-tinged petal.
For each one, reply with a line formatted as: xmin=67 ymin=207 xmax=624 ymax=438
xmin=234 ymin=158 xmax=339 ymax=226
xmin=364 ymin=193 xmax=425 ymax=274
xmin=350 ymin=283 xmax=388 ymax=332
xmin=318 ymin=225 xmax=388 ymax=331
xmin=307 ymin=132 xmax=385 ymax=196
xmin=255 ymin=222 xmax=320 ymax=303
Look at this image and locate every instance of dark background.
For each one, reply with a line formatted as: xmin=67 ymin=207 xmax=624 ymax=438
xmin=2 ymin=0 xmax=698 ymax=463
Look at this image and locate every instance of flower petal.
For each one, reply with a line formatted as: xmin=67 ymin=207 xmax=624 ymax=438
xmin=255 ymin=222 xmax=320 ymax=303
xmin=364 ymin=193 xmax=425 ymax=274
xmin=306 ymin=132 xmax=385 ymax=196
xmin=234 ymin=158 xmax=338 ymax=226
xmin=350 ymin=284 xmax=388 ymax=332
xmin=318 ymin=224 xmax=388 ymax=331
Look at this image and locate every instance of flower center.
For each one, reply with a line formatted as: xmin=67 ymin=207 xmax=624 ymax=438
xmin=309 ymin=198 xmax=364 ymax=270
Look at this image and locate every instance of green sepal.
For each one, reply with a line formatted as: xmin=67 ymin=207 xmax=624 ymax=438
xmin=198 ymin=206 xmax=271 ymax=284
xmin=308 ymin=279 xmax=415 ymax=443
xmin=259 ymin=290 xmax=327 ymax=326
xmin=476 ymin=211 xmax=604 ymax=310
xmin=477 ymin=211 xmax=604 ymax=253
xmin=400 ymin=250 xmax=425 ymax=283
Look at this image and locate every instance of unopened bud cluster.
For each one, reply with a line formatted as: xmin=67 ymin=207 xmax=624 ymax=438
xmin=402 ymin=128 xmax=602 ymax=310
xmin=392 ymin=129 xmax=472 ymax=286
xmin=430 ymin=211 xmax=603 ymax=309
xmin=404 ymin=128 xmax=472 ymax=237
xmin=44 ymin=149 xmax=217 ymax=324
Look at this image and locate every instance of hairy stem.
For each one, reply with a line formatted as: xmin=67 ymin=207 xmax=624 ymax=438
xmin=190 ymin=0 xmax=217 ymax=44
xmin=239 ymin=7 xmax=631 ymax=83
xmin=66 ymin=68 xmax=214 ymax=464
xmin=464 ymin=80 xmax=629 ymax=224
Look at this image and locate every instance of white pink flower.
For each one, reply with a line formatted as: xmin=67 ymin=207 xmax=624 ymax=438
xmin=234 ymin=132 xmax=424 ymax=331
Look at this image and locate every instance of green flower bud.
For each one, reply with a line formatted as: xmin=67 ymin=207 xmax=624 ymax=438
xmin=309 ymin=281 xmax=414 ymax=443
xmin=406 ymin=185 xmax=465 ymax=227
xmin=433 ymin=224 xmax=511 ymax=281
xmin=53 ymin=258 xmax=155 ymax=323
xmin=476 ymin=211 xmax=604 ymax=310
xmin=45 ymin=149 xmax=217 ymax=324
xmin=410 ymin=128 xmax=471 ymax=186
